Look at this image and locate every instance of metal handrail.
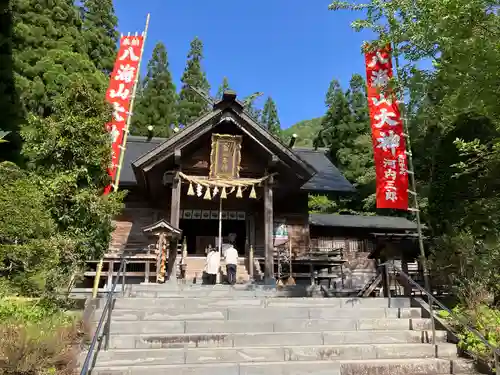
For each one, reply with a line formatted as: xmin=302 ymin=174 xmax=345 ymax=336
xmin=381 ymin=262 xmax=500 ymax=374
xmin=80 ymin=254 xmax=127 ymax=375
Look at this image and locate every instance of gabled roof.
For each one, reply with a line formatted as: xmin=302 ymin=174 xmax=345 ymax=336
xmin=309 ymin=213 xmax=418 ymax=231
xmin=142 ymin=218 xmax=182 ymax=238
xmin=132 ymin=92 xmax=316 ymax=180
xmin=119 ymin=137 xmax=355 ymax=193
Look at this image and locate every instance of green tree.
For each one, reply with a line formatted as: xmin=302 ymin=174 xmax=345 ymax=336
xmin=132 ymin=42 xmax=178 ymax=137
xmin=178 ymin=37 xmax=210 ymax=126
xmin=80 ymin=0 xmax=119 ymax=75
xmin=21 ymin=78 xmax=124 ymax=262
xmin=314 ymin=79 xmax=351 ymax=166
xmin=337 ymin=74 xmax=372 ymax=182
xmin=10 ymin=0 xmax=108 ymax=118
xmin=0 ymin=4 xmax=22 ymax=162
xmin=216 ymin=76 xmax=231 ymax=100
xmin=261 ymin=97 xmax=281 ymax=137
xmin=242 ymin=92 xmax=264 ymax=122
xmin=330 ymin=0 xmax=500 ymax=303
xmin=311 ymin=74 xmax=375 ymax=214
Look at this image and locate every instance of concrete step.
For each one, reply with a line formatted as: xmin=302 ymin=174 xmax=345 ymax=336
xmin=107 ymin=318 xmax=434 ymax=334
xmin=89 ymin=343 xmax=457 ymax=367
xmin=106 ymin=330 xmax=448 ymax=349
xmin=89 ymin=358 xmax=457 ymax=375
xmin=98 ymin=307 xmax=422 ymax=321
xmin=113 ymin=296 xmax=410 ymax=309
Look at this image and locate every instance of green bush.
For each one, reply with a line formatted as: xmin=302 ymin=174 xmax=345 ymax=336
xmin=440 ymin=305 xmax=500 ymax=366
xmin=0 ymin=298 xmax=83 ymax=375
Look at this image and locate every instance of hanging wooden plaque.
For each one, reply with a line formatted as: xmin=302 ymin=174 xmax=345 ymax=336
xmin=209 ymin=134 xmax=242 ymax=179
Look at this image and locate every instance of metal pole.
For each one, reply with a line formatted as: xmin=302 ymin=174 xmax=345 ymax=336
xmin=104 ymin=299 xmax=112 ymax=350
xmin=218 ymin=196 xmax=223 ymax=254
xmin=392 ymin=43 xmax=436 ymax=346
xmin=385 ymin=264 xmax=391 ymax=308
xmin=114 ymin=13 xmax=151 ymax=192
xmin=122 ymin=261 xmax=126 ymax=296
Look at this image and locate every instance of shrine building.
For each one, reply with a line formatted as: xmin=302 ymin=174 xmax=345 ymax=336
xmin=88 ymin=91 xmax=418 ymax=289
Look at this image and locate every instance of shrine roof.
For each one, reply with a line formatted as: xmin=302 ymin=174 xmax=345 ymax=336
xmin=294 ymin=148 xmax=355 ymax=193
xmin=309 ymin=213 xmax=418 ymax=231
xmin=120 ymin=136 xmax=355 ymax=193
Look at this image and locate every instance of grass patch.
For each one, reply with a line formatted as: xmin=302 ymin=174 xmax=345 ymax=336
xmin=0 ymin=298 xmax=84 ymax=375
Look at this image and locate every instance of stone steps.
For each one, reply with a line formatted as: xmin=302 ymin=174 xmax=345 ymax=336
xmin=88 ymin=343 xmax=458 ymax=367
xmin=89 ymin=358 xmax=470 ymax=375
xmin=100 ymin=307 xmax=422 ymax=320
xmin=84 ymin=288 xmax=482 ymax=375
xmin=106 ymin=330 xmax=448 ymax=349
xmin=106 ymin=318 xmax=434 ymax=335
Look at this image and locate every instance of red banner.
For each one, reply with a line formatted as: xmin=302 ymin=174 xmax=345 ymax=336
xmin=103 ymin=35 xmax=144 ymax=195
xmin=365 ymin=46 xmax=408 ymax=210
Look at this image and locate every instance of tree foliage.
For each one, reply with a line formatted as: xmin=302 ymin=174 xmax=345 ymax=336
xmin=261 ymin=96 xmax=281 ymax=138
xmin=242 ymin=92 xmax=264 ymax=121
xmin=132 ymin=42 xmax=178 ymax=137
xmin=178 ymin=37 xmax=210 ymax=126
xmin=216 ymin=76 xmax=231 ymax=100
xmin=80 ymin=0 xmax=119 ymax=75
xmin=283 ymin=118 xmax=323 ymax=147
xmin=0 ymin=0 xmax=124 ymax=298
xmin=329 ymin=0 xmax=500 ymax=304
xmin=314 ymin=79 xmax=352 ymax=166
xmin=311 ymin=74 xmax=375 ymax=214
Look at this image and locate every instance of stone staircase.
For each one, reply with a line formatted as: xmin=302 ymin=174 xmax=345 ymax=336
xmin=85 ymin=284 xmax=482 ymax=375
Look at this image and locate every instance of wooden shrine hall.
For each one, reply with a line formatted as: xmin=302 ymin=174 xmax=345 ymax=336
xmin=84 ymin=90 xmax=418 ymax=290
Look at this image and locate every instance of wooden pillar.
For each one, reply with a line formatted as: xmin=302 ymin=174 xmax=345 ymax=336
xmin=264 ymin=176 xmax=274 ymax=284
xmin=167 ymin=170 xmax=181 ymax=282
xmin=170 ymin=171 xmax=181 ymax=228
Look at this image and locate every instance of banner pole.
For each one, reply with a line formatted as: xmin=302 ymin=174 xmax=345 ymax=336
xmin=391 ymin=43 xmax=431 ymax=297
xmin=113 ymin=13 xmax=151 ymax=192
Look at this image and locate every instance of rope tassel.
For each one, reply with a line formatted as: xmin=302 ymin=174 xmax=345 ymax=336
xmin=249 ymin=185 xmax=257 ymax=199
xmin=187 ymin=183 xmax=195 ymax=196
xmin=236 ymin=186 xmax=243 ymax=198
xmin=203 ymin=187 xmax=211 ymax=200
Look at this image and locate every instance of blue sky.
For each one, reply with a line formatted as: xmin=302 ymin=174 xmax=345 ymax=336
xmin=114 ymin=0 xmax=373 ymax=129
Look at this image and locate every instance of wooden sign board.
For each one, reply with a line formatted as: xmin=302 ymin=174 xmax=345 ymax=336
xmin=209 ymin=134 xmax=242 ymax=179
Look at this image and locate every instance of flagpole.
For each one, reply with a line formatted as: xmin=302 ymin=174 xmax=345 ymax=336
xmin=391 ymin=42 xmax=435 ymax=343
xmin=114 ymin=13 xmax=151 ymax=192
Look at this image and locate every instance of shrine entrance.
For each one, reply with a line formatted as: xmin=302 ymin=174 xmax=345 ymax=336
xmin=180 ymin=215 xmax=246 ymax=256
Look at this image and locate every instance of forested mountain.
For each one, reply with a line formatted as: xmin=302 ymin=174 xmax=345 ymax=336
xmin=282 ymin=117 xmax=323 ymax=147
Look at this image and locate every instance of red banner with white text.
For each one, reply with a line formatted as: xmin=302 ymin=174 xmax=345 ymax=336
xmin=103 ymin=35 xmax=144 ymax=195
xmin=364 ymin=46 xmax=408 ymax=210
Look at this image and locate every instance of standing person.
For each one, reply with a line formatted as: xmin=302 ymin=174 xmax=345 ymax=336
xmin=204 ymin=247 xmax=220 ymax=285
xmin=224 ymin=242 xmax=238 ymax=285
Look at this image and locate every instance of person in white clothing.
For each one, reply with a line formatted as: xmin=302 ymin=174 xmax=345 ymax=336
xmin=224 ymin=243 xmax=238 ymax=285
xmin=204 ymin=247 xmax=220 ymax=285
